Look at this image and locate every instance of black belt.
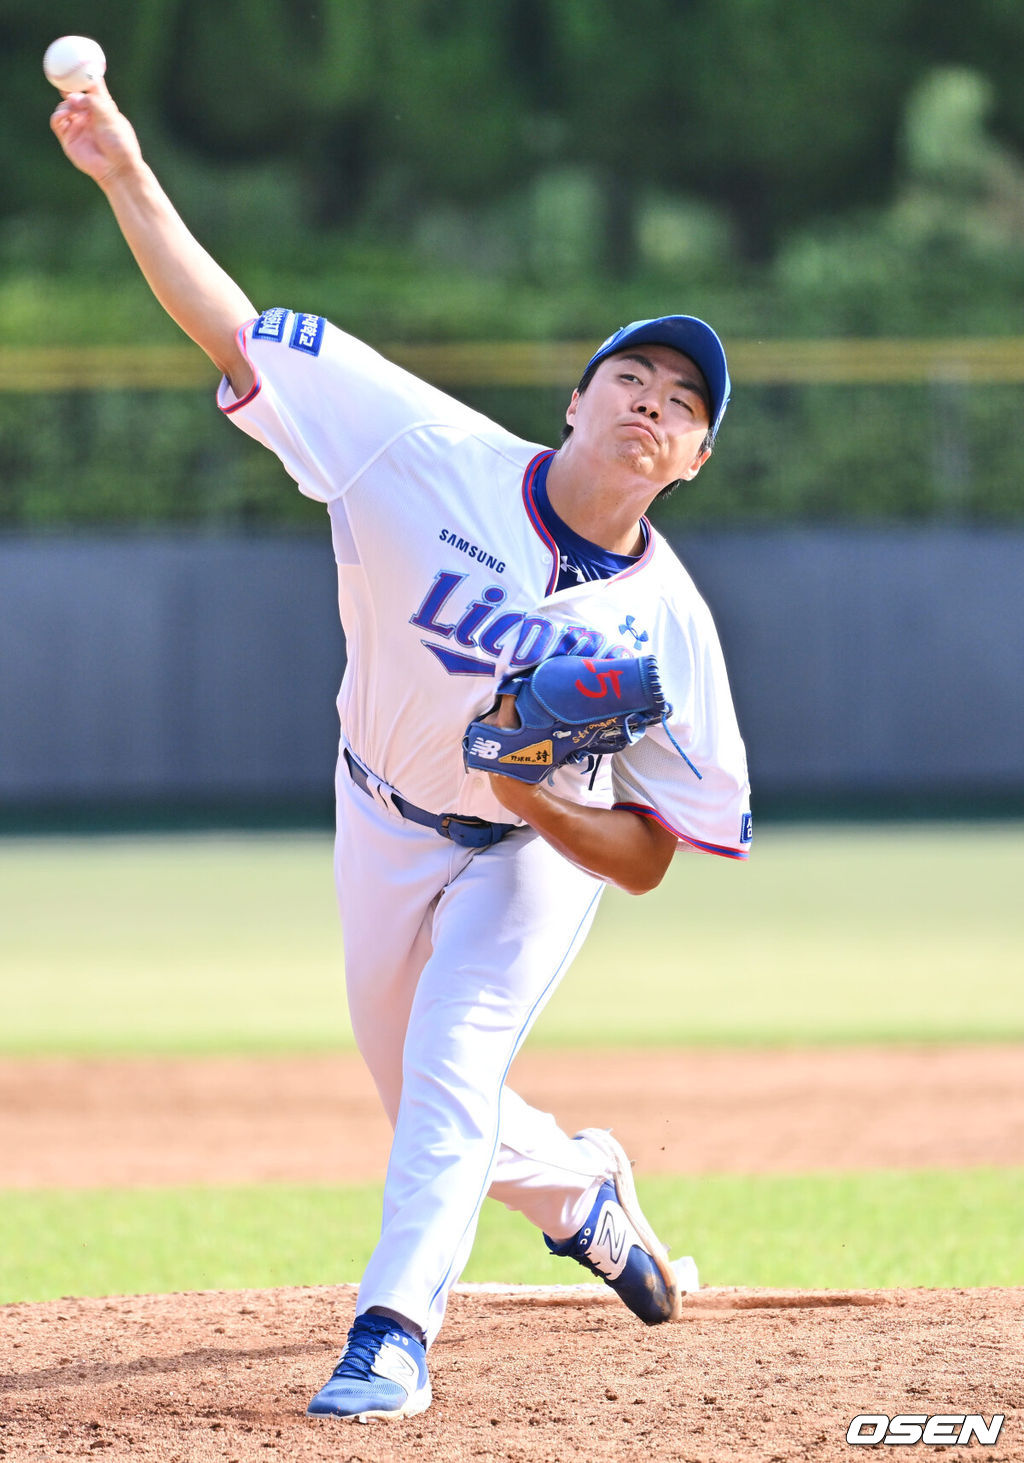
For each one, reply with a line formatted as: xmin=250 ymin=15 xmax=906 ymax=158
xmin=343 ymin=748 xmax=516 ymax=850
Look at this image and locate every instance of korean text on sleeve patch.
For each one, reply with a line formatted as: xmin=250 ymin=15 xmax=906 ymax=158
xmin=252 ymin=307 xmax=290 ymax=342
xmin=289 ymin=313 xmax=326 ymax=356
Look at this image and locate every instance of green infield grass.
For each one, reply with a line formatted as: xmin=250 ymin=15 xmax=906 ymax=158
xmin=1 ymin=823 xmax=1022 ymax=1053
xmin=2 ymin=1168 xmax=1021 ymax=1305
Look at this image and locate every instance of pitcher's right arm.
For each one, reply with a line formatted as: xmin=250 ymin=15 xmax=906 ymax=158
xmin=51 ymin=79 xmax=255 ymax=398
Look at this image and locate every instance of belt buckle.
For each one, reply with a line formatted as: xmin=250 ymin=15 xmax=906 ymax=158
xmin=441 ymin=813 xmax=493 ymax=848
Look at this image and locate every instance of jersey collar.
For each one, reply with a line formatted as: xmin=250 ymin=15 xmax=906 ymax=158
xmin=521 ymin=449 xmax=654 ymax=595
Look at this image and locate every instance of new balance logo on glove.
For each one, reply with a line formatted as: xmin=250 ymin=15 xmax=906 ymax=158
xmin=467 ymin=737 xmax=501 ymax=761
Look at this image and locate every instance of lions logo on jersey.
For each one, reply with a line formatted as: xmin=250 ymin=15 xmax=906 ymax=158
xmin=410 ymin=570 xmax=632 ymax=678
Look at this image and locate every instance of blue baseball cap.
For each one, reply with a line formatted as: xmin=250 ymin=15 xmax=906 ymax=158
xmin=583 ymin=315 xmax=731 ymax=439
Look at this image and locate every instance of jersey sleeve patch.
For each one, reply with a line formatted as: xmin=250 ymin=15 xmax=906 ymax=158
xmin=252 ymin=307 xmax=290 ymax=343
xmin=289 ymin=313 xmax=325 ymax=356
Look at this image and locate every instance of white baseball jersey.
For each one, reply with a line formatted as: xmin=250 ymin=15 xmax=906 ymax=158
xmin=216 ymin=307 xmax=750 ymax=1344
xmin=218 ymin=309 xmax=751 ymax=858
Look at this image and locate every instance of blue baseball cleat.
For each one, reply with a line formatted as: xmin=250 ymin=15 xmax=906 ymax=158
xmin=307 ymin=1313 xmax=431 ymax=1423
xmin=544 ymin=1128 xmax=683 ymax=1325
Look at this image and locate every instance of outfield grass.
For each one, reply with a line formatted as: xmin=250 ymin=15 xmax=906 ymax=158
xmin=1 ymin=824 xmax=1022 ymax=1053
xmin=2 ymin=825 xmax=1019 ymax=1306
xmin=2 ymin=1168 xmax=1021 ymax=1306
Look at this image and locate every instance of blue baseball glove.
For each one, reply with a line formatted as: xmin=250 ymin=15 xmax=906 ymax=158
xmin=462 ymin=654 xmax=670 ymax=785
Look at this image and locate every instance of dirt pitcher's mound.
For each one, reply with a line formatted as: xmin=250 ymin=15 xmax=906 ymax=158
xmin=2 ymin=1285 xmax=1021 ymax=1462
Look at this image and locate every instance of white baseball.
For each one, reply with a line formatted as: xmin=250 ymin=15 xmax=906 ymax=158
xmin=43 ymin=36 xmax=106 ymax=93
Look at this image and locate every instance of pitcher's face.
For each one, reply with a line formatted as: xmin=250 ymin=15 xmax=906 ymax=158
xmin=565 ymin=344 xmax=712 ymax=486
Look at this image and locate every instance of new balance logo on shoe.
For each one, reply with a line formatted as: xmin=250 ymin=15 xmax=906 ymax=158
xmin=543 ymin=1129 xmax=685 ymax=1326
xmin=373 ymin=1341 xmax=421 ymax=1388
xmin=588 ymin=1200 xmax=633 ymax=1280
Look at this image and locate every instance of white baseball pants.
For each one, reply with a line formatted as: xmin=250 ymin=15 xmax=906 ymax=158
xmin=333 ymin=750 xmax=613 ymax=1345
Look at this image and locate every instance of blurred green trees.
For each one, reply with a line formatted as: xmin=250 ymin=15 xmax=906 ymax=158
xmin=4 ymin=0 xmax=1024 ymax=525
xmin=7 ymin=0 xmax=1024 ymax=276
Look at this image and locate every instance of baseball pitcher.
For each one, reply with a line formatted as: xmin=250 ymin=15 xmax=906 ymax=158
xmin=51 ymin=72 xmax=751 ymax=1425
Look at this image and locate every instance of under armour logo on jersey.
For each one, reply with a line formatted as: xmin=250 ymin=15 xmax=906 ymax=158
xmin=619 ymin=615 xmax=649 ymax=645
xmin=467 ymin=736 xmax=501 ymax=760
xmin=559 ymin=555 xmax=587 ymax=583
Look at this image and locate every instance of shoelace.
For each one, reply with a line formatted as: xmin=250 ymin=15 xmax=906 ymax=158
xmin=568 ymin=1209 xmax=621 ymax=1280
xmin=573 ymin=1248 xmax=612 ymax=1281
xmin=331 ymin=1315 xmax=398 ymax=1379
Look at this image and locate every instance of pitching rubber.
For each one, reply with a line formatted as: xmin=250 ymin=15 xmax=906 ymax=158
xmin=318 ymin=1259 xmax=700 ymax=1309
xmin=456 ymin=1255 xmax=699 ymax=1303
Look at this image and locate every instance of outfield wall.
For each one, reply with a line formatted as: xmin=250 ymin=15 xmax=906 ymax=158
xmin=1 ymin=529 xmax=1021 ymax=812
